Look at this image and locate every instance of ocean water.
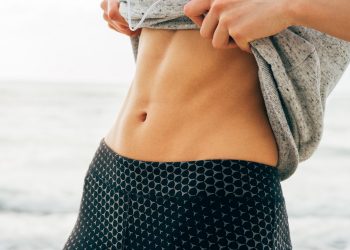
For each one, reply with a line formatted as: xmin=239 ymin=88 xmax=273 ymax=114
xmin=0 ymin=80 xmax=349 ymax=250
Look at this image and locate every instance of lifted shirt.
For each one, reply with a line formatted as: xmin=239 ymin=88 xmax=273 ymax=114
xmin=119 ymin=0 xmax=350 ymax=181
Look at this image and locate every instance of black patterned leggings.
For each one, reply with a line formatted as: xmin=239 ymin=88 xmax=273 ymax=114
xmin=63 ymin=137 xmax=292 ymax=250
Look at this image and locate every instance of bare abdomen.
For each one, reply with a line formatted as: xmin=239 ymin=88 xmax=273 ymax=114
xmin=104 ymin=28 xmax=278 ymax=167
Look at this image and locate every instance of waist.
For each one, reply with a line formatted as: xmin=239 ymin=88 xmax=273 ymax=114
xmin=105 ymin=28 xmax=279 ymax=167
xmin=97 ymin=138 xmax=283 ymax=200
xmin=109 ymin=95 xmax=279 ymax=165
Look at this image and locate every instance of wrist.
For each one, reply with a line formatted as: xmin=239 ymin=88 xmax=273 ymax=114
xmin=280 ymin=0 xmax=306 ymax=27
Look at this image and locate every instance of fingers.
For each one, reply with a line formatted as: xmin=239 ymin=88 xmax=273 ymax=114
xmin=184 ymin=0 xmax=237 ymax=50
xmin=247 ymin=44 xmax=252 ymax=53
xmin=100 ymin=0 xmax=127 ymax=26
xmin=228 ymin=29 xmax=252 ymax=53
xmin=107 ymin=21 xmax=140 ymax=36
xmin=101 ymin=0 xmax=142 ymax=36
xmin=107 ymin=0 xmax=121 ymax=20
xmin=108 ymin=22 xmax=118 ymax=32
xmin=199 ymin=10 xmax=218 ymax=39
xmin=103 ymin=13 xmax=129 ymax=29
xmin=244 ymin=42 xmax=252 ymax=53
xmin=100 ymin=0 xmax=107 ymax=12
xmin=212 ymin=23 xmax=237 ymax=49
xmin=183 ymin=0 xmax=211 ymax=27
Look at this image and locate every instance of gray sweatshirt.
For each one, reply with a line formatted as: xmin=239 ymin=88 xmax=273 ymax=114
xmin=119 ymin=0 xmax=350 ymax=181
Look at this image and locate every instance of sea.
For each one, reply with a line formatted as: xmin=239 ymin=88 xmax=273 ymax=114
xmin=0 ymin=79 xmax=349 ymax=250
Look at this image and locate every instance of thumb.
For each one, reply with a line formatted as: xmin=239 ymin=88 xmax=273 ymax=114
xmin=107 ymin=0 xmax=120 ymax=20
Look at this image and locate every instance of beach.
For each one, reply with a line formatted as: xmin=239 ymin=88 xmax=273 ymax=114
xmin=0 ymin=79 xmax=349 ymax=250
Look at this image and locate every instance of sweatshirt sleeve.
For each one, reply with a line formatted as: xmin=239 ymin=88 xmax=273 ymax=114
xmin=271 ymin=26 xmax=350 ymax=98
xmin=250 ymin=25 xmax=350 ymax=162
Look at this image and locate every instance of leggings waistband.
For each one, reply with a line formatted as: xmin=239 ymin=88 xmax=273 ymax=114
xmin=86 ymin=137 xmax=283 ymax=202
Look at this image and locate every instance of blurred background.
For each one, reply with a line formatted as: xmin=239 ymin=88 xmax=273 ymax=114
xmin=0 ymin=0 xmax=349 ymax=249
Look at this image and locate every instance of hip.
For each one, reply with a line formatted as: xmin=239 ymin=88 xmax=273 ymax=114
xmin=63 ymin=138 xmax=291 ymax=250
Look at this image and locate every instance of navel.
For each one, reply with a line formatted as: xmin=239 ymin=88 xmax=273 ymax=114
xmin=139 ymin=111 xmax=148 ymax=122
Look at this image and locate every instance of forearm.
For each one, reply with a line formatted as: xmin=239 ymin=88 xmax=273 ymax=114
xmin=285 ymin=0 xmax=350 ymax=42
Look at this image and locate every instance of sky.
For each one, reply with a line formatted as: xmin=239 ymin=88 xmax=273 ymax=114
xmin=0 ymin=0 xmax=136 ymax=84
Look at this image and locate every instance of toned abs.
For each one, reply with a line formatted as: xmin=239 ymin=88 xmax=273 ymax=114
xmin=104 ymin=28 xmax=279 ymax=167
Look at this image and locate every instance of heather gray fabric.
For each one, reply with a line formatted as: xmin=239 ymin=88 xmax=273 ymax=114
xmin=119 ymin=0 xmax=350 ymax=181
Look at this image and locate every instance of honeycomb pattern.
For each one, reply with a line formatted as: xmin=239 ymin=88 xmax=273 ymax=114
xmin=63 ymin=137 xmax=292 ymax=249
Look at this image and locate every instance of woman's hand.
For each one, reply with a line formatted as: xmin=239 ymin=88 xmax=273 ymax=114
xmin=183 ymin=0 xmax=294 ymax=53
xmin=100 ymin=0 xmax=142 ymax=37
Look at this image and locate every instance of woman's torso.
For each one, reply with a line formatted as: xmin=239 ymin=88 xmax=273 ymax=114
xmin=104 ymin=28 xmax=278 ymax=167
